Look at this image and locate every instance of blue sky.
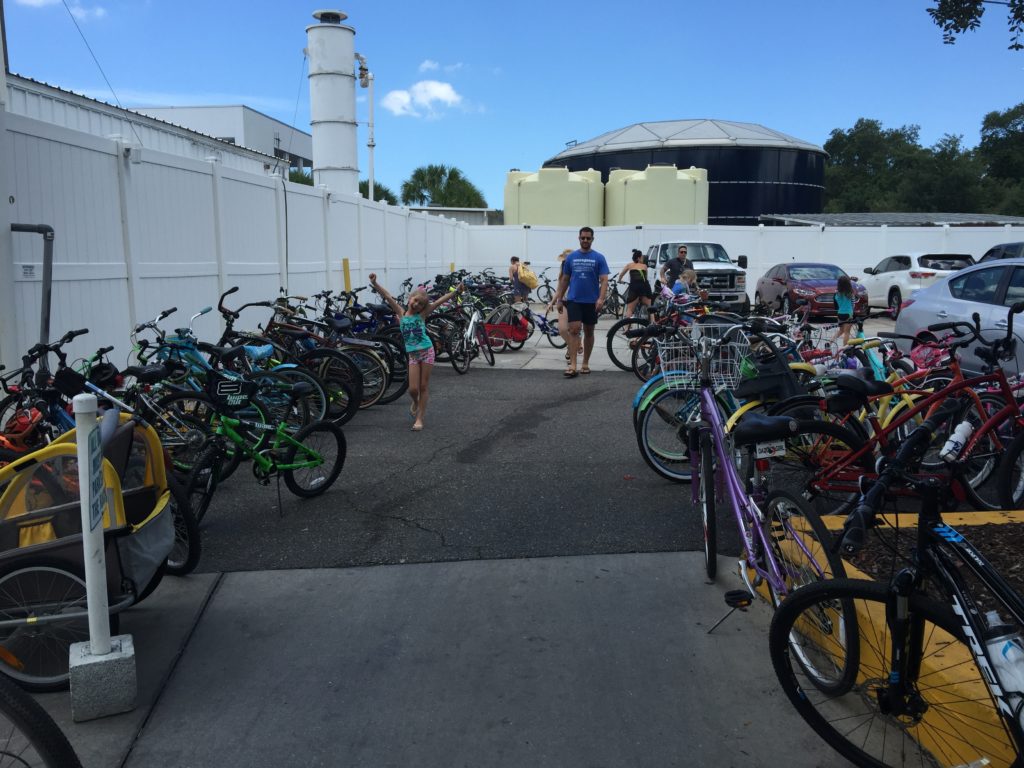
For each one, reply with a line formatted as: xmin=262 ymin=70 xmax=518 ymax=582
xmin=4 ymin=1 xmax=1021 ymax=208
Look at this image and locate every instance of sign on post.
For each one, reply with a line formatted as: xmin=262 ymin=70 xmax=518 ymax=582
xmin=88 ymin=427 xmax=104 ymax=531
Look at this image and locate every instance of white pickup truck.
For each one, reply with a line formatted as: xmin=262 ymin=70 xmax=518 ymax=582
xmin=644 ymin=241 xmax=750 ymax=313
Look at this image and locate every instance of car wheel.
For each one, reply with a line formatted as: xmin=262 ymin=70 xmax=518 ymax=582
xmin=888 ymin=288 xmax=902 ymax=318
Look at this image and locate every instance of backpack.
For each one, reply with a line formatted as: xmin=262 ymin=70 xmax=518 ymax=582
xmin=518 ymin=263 xmax=538 ymax=289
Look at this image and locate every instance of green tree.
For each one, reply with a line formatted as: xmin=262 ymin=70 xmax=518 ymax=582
xmin=894 ymin=134 xmax=987 ymax=211
xmin=359 ymin=179 xmax=398 ymax=205
xmin=289 ymin=169 xmax=313 ymax=186
xmin=927 ymin=0 xmax=1024 ymax=50
xmin=823 ymin=119 xmax=927 ymax=211
xmin=979 ymin=102 xmax=1024 ymax=180
xmin=400 ymin=164 xmax=487 ymax=208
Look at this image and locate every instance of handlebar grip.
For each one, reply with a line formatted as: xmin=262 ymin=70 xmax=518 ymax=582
xmin=66 ymin=328 xmax=89 ymax=341
xmin=927 ymin=322 xmax=958 ymax=333
xmin=97 ymin=345 xmax=114 ymax=356
xmin=159 ymin=307 xmax=177 ymax=320
xmin=225 ymin=286 xmax=240 ymax=296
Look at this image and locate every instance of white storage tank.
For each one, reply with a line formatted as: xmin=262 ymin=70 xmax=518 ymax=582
xmin=604 ymin=165 xmax=709 ymax=226
xmin=504 ymin=167 xmax=603 ymax=226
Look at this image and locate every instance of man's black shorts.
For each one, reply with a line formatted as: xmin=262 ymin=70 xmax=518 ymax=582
xmin=564 ymin=301 xmax=598 ymax=326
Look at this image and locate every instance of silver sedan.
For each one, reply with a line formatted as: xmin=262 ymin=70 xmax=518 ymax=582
xmin=894 ymin=258 xmax=1024 ymax=375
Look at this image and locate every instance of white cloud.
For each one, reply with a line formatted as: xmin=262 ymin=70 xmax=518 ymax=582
xmin=418 ymin=59 xmax=439 ymax=72
xmin=443 ymin=62 xmax=463 ymax=73
xmin=70 ymin=4 xmax=106 ymax=20
xmin=16 ymin=0 xmax=106 ymax=18
xmin=381 ymin=80 xmax=463 ymax=118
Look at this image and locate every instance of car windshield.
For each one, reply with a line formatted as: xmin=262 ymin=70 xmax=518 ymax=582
xmin=917 ymin=255 xmax=973 ymax=270
xmin=789 ymin=265 xmax=844 ymax=281
xmin=690 ymin=244 xmax=732 ymax=263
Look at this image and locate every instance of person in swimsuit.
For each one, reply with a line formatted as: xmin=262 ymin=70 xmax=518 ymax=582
xmin=616 ymin=249 xmax=653 ymax=318
xmin=368 ymin=273 xmax=463 ymax=431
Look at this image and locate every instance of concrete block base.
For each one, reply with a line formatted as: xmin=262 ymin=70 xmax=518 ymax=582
xmin=69 ymin=634 xmax=137 ymax=722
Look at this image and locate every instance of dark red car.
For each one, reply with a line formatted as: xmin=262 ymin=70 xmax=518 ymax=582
xmin=754 ymin=262 xmax=868 ymax=316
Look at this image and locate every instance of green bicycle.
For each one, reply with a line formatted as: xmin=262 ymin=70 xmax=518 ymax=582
xmin=157 ymin=373 xmax=345 ymax=499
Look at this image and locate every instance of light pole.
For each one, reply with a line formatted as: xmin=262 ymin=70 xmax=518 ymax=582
xmin=355 ymin=53 xmax=375 ymax=202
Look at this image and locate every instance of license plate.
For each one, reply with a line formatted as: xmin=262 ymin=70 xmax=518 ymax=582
xmin=755 ymin=440 xmax=787 ymax=459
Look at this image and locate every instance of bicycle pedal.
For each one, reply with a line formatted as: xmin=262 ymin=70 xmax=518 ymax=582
xmin=724 ymin=589 xmax=753 ymax=609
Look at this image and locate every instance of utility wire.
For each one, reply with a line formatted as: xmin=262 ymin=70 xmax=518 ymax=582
xmin=273 ymin=51 xmax=309 ymax=179
xmin=60 ymin=0 xmax=144 ymax=147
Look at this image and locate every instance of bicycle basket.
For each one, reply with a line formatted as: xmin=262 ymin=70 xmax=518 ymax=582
xmin=52 ymin=367 xmax=88 ymax=399
xmin=205 ymin=372 xmax=258 ymax=410
xmin=798 ymin=323 xmax=840 ymax=354
xmin=910 ymin=342 xmax=947 ymax=369
xmin=658 ymin=325 xmax=751 ymax=391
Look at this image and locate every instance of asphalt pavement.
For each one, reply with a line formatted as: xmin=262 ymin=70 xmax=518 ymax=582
xmin=32 ymin=310 xmax=877 ymax=767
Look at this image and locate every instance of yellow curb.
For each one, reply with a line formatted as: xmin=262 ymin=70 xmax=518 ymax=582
xmin=820 ymin=509 xmax=1024 ymax=530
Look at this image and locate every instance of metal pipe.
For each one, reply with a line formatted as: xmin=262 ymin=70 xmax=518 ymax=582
xmin=11 ymin=223 xmax=55 ymax=368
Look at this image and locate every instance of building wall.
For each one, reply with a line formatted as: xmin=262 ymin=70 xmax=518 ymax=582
xmin=135 ymin=106 xmax=247 ymax=145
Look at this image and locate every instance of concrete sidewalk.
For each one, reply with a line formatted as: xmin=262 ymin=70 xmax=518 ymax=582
xmin=38 ymin=553 xmax=836 ymax=768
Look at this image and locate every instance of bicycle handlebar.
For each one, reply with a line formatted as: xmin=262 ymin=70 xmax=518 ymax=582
xmin=838 ymin=397 xmax=961 ymax=555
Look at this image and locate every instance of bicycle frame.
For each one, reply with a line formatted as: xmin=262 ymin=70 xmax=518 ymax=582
xmin=813 ymin=370 xmax=1022 ymax=497
xmin=213 ymin=413 xmax=324 ymax=474
xmin=882 ymin=486 xmax=1024 ymax=754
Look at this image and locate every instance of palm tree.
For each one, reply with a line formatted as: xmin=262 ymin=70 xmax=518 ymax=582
xmin=400 ymin=164 xmax=487 ymax=208
xmin=359 ymin=179 xmax=398 ymax=205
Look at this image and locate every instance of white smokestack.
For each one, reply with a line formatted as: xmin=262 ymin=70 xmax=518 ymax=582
xmin=307 ymin=10 xmax=358 ymax=195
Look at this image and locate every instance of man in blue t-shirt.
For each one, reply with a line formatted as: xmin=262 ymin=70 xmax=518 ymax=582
xmin=551 ymin=226 xmax=609 ymax=377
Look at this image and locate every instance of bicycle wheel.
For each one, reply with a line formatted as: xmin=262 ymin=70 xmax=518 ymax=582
xmin=0 ymin=564 xmax=118 ymax=692
xmin=635 ymin=388 xmax=699 ymax=482
xmin=165 ymin=472 xmax=201 ymax=576
xmin=769 ymin=578 xmax=1018 ymax=768
xmin=544 ymin=321 xmax=567 ymax=349
xmin=606 ymin=317 xmax=649 ymax=372
xmin=282 ymin=421 xmax=346 ymax=497
xmin=301 ymin=350 xmax=361 ymax=427
xmin=250 ymin=370 xmax=312 ymax=430
xmin=370 ymin=334 xmax=409 ymax=405
xmin=998 ymin=429 xmax=1024 ymax=510
xmin=186 ymin=442 xmax=223 ymax=525
xmin=261 ymin=367 xmax=329 ymax=422
xmin=0 ymin=673 xmax=83 ymax=766
xmin=342 ymin=348 xmax=388 ymax=409
xmin=698 ymin=431 xmax=717 ymax=580
xmin=448 ymin=334 xmax=471 ymax=375
xmin=761 ymin=420 xmax=869 ymax=520
xmin=536 ymin=284 xmax=553 ymax=304
xmin=761 ymin=490 xmax=847 ymax=608
xmin=630 ymin=334 xmax=659 ymax=382
xmin=955 ymin=391 xmax=1013 ymax=512
xmin=476 ymin=327 xmax=495 ymax=366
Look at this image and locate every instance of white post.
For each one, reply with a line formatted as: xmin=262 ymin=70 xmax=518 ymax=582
xmin=367 ymin=72 xmax=375 ymax=202
xmin=73 ymin=394 xmax=111 ymax=656
xmin=0 ymin=34 xmax=18 ymax=368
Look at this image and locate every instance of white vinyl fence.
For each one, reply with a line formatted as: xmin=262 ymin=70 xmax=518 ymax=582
xmin=3 ymin=111 xmax=466 ymax=367
xmin=4 ymin=108 xmax=1024 ymax=368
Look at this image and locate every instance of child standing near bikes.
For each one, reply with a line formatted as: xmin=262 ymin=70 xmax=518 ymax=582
xmin=834 ymin=274 xmax=855 ymax=346
xmin=369 ymin=273 xmax=463 ymax=431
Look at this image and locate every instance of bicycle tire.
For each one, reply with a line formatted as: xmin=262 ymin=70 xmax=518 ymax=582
xmin=448 ymin=334 xmax=471 ymax=375
xmin=476 ymin=327 xmax=495 ymax=366
xmin=186 ymin=442 xmax=223 ymax=525
xmin=249 ymin=370 xmax=313 ymax=430
xmin=340 ymin=347 xmax=388 ymax=409
xmin=635 ymin=388 xmax=700 ymax=482
xmin=0 ymin=564 xmax=118 ymax=692
xmin=0 ymin=672 xmax=84 ymax=766
xmin=954 ymin=391 xmax=1013 ymax=511
xmin=299 ymin=350 xmax=361 ymax=427
xmin=536 ymin=284 xmax=553 ymax=304
xmin=769 ymin=577 xmax=1019 ymax=768
xmin=606 ymin=317 xmax=649 ymax=372
xmin=699 ymin=431 xmax=717 ymax=580
xmin=282 ymin=421 xmax=346 ymax=497
xmin=544 ymin=323 xmax=567 ymax=349
xmin=760 ymin=419 xmax=869 ymax=520
xmin=630 ymin=335 xmax=659 ymax=382
xmin=998 ymin=429 xmax=1024 ymax=510
xmin=370 ymin=334 xmax=409 ymax=405
xmin=165 ymin=472 xmax=201 ymax=575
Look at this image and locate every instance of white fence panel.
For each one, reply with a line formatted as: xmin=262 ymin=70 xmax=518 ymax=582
xmin=283 ymin=183 xmax=329 ymax=296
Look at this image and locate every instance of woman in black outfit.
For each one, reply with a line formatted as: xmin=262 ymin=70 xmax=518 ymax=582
xmin=617 ymin=249 xmax=654 ymax=318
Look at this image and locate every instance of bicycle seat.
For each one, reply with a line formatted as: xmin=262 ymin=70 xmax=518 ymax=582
xmin=325 ymin=316 xmax=353 ymax=333
xmin=273 ymin=328 xmax=313 ymax=341
xmin=833 ymin=372 xmax=893 ymax=398
xmin=123 ymin=363 xmax=177 ymax=384
xmin=732 ymin=414 xmax=799 ymax=446
xmin=365 ymin=303 xmax=392 ymax=314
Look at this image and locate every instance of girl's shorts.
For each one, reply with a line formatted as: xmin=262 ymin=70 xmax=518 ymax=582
xmin=408 ymin=346 xmax=435 ymax=366
xmin=837 ymin=314 xmax=852 ymax=323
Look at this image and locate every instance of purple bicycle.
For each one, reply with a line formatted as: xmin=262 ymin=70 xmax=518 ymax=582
xmin=661 ymin=318 xmax=850 ymax=604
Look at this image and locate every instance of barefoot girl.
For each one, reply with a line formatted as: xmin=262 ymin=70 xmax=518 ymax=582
xmin=369 ymin=273 xmax=462 ymax=431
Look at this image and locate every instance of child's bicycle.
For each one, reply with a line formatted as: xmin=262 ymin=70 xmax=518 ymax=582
xmin=157 ymin=368 xmax=345 ymax=499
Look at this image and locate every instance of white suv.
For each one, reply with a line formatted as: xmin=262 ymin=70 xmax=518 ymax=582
xmin=860 ymin=253 xmax=973 ymax=318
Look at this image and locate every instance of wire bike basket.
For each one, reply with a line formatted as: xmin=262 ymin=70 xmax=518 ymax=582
xmin=657 ymin=324 xmax=752 ymax=391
